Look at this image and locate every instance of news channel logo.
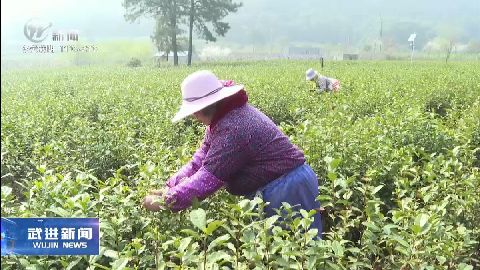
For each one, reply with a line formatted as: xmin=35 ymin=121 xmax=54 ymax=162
xmin=23 ymin=18 xmax=53 ymax=43
xmin=21 ymin=18 xmax=97 ymax=54
xmin=1 ymin=217 xmax=99 ymax=256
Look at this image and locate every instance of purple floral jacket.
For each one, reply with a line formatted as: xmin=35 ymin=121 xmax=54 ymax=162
xmin=164 ymin=104 xmax=305 ymax=211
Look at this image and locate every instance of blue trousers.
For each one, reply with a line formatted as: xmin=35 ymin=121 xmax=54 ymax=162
xmin=249 ymin=163 xmax=323 ymax=238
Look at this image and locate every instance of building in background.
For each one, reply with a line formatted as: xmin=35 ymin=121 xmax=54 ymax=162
xmin=153 ymin=51 xmax=191 ymax=64
xmin=288 ymin=46 xmax=323 ymax=59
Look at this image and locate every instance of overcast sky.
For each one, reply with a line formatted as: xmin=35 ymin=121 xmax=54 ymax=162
xmin=1 ymin=0 xmax=153 ymax=41
xmin=2 ymin=0 xmax=479 ymax=54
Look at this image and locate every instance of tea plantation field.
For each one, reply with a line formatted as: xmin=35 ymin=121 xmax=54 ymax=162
xmin=1 ymin=61 xmax=479 ymax=269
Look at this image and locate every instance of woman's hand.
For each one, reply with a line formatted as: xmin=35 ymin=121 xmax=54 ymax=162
xmin=166 ymin=176 xmax=187 ymax=188
xmin=331 ymin=80 xmax=340 ymax=92
xmin=143 ymin=188 xmax=167 ymax=212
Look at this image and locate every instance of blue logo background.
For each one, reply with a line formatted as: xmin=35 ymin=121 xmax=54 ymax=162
xmin=1 ymin=217 xmax=99 ymax=256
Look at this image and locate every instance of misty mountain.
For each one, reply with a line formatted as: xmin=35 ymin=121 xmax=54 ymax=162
xmin=222 ymin=0 xmax=479 ymax=48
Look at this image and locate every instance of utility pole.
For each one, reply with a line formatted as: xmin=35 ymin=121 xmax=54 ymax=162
xmin=379 ymin=16 xmax=383 ymax=52
xmin=408 ymin=33 xmax=416 ymax=63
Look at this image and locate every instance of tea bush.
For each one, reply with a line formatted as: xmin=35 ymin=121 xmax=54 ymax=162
xmin=127 ymin=58 xmax=142 ymax=68
xmin=1 ymin=61 xmax=479 ymax=269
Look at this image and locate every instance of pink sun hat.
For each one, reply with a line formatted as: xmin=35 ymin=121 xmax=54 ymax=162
xmin=172 ymin=70 xmax=244 ymax=122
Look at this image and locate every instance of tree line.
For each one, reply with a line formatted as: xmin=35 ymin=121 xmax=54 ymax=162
xmin=123 ymin=0 xmax=242 ymax=66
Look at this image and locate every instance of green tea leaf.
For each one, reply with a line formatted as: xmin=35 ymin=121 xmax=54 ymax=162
xmin=1 ymin=186 xmax=12 ymax=196
xmin=190 ymin=208 xmax=207 ymax=231
xmin=104 ymin=249 xmax=118 ymax=259
xmin=179 ymin=237 xmax=192 ymax=252
xmin=265 ymin=215 xmax=280 ymax=228
xmin=331 ymin=240 xmax=344 ymax=257
xmin=208 ymin=234 xmax=230 ymax=251
xmin=111 ymin=258 xmax=129 ymax=270
xmin=372 ymin=185 xmax=384 ymax=195
xmin=66 ymin=258 xmax=83 ymax=270
xmin=204 ymin=220 xmax=223 ymax=235
xmin=458 ymin=263 xmax=474 ymax=270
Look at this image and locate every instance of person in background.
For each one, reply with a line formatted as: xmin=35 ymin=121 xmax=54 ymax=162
xmin=143 ymin=70 xmax=323 ymax=238
xmin=306 ymin=68 xmax=340 ymax=93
